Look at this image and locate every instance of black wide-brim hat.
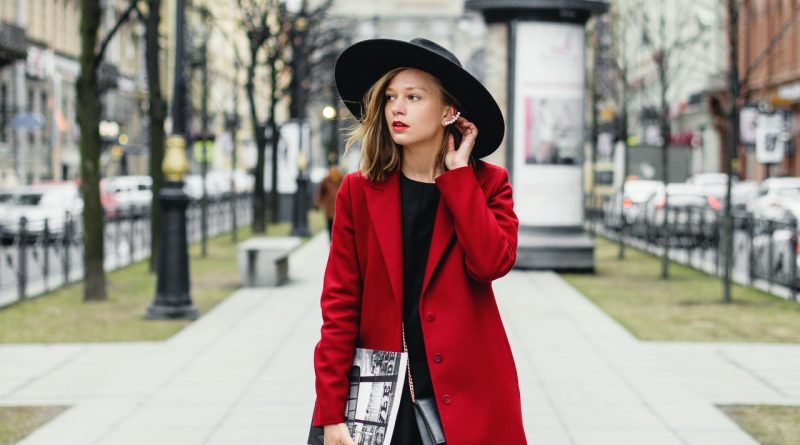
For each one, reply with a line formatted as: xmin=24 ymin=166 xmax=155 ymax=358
xmin=335 ymin=38 xmax=505 ymax=159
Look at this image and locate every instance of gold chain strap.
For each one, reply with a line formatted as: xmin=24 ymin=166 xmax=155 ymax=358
xmin=401 ymin=323 xmax=416 ymax=404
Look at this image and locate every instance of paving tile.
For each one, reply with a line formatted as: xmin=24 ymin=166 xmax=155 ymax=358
xmin=2 ymin=234 xmax=797 ymax=444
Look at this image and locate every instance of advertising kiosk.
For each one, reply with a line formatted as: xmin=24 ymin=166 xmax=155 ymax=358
xmin=467 ymin=0 xmax=608 ymax=270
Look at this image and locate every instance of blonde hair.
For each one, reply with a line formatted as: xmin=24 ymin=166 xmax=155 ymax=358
xmin=343 ymin=68 xmax=465 ymax=182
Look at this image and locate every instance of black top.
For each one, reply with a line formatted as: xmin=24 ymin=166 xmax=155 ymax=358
xmin=391 ymin=172 xmax=440 ymax=445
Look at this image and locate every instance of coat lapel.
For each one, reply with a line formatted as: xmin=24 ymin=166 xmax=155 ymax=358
xmin=421 ymin=193 xmax=455 ymax=299
xmin=364 ymin=171 xmax=403 ymax=305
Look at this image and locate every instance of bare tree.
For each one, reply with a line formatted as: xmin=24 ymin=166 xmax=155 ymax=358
xmin=235 ymin=0 xmax=284 ymax=232
xmin=596 ymin=3 xmax=635 ymax=259
xmin=635 ymin=1 xmax=709 ymax=279
xmin=77 ymin=0 xmax=138 ymax=301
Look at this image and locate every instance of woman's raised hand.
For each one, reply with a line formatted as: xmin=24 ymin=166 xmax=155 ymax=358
xmin=445 ymin=116 xmax=478 ymax=170
xmin=323 ymin=423 xmax=356 ymax=445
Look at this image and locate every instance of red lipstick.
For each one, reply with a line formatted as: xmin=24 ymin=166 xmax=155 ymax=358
xmin=392 ymin=120 xmax=409 ymax=132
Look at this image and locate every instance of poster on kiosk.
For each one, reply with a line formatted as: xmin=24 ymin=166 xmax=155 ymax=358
xmin=513 ymin=21 xmax=585 ymax=228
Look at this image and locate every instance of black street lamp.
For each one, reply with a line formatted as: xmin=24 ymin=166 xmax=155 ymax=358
xmin=287 ymin=0 xmax=310 ymax=237
xmin=171 ymin=0 xmax=188 ymax=139
xmin=291 ymin=149 xmax=311 ymax=237
xmin=147 ymin=135 xmax=198 ymax=320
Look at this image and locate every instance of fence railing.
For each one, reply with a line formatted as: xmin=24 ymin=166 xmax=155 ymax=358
xmin=589 ymin=197 xmax=799 ymax=302
xmin=0 ymin=192 xmax=253 ymax=309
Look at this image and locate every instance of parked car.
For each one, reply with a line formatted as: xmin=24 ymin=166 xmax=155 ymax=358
xmin=107 ymin=175 xmax=152 ymax=214
xmin=0 ymin=183 xmax=84 ymax=241
xmin=644 ymin=183 xmax=719 ymax=246
xmin=0 ymin=189 xmax=18 ymax=210
xmin=98 ymin=178 xmax=120 ymax=217
xmin=184 ymin=172 xmax=235 ymax=200
xmin=686 ymin=173 xmax=740 ymax=210
xmin=731 ymin=181 xmax=760 ymax=213
xmin=747 ymin=177 xmax=800 ymax=222
xmin=603 ymin=179 xmax=664 ymax=230
xmin=751 ymin=201 xmax=800 ymax=287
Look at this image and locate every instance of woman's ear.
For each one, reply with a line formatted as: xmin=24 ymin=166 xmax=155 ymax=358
xmin=442 ymin=107 xmax=460 ymax=126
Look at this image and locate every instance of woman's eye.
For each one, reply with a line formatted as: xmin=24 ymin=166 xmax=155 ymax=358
xmin=385 ymin=95 xmax=395 ymax=101
xmin=408 ymin=95 xmax=420 ymax=101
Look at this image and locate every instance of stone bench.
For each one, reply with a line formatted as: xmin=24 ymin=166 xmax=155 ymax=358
xmin=236 ymin=237 xmax=302 ymax=287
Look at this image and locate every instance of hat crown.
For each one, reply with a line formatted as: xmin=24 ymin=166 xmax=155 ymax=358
xmin=409 ymin=38 xmax=462 ymax=68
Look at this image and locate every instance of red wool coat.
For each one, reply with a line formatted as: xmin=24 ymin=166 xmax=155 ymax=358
xmin=312 ymin=161 xmax=527 ymax=444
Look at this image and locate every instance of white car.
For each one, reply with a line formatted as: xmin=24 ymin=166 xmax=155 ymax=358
xmin=643 ymin=183 xmax=719 ymax=246
xmin=0 ymin=183 xmax=84 ymax=240
xmin=731 ymin=181 xmax=759 ymax=213
xmin=184 ymin=172 xmax=237 ymax=200
xmin=751 ymin=200 xmax=800 ymax=286
xmin=107 ymin=175 xmax=152 ymax=213
xmin=747 ymin=177 xmax=800 ymax=222
xmin=604 ymin=180 xmax=664 ymax=230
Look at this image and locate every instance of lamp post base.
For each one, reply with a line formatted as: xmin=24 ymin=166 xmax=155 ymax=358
xmin=146 ymin=299 xmax=199 ymax=320
xmin=147 ymin=181 xmax=197 ymax=320
xmin=291 ymin=175 xmax=311 ymax=237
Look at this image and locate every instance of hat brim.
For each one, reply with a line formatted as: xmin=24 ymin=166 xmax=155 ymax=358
xmin=335 ymin=39 xmax=505 ymax=159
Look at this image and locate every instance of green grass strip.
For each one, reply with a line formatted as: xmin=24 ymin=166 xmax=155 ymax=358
xmin=0 ymin=406 xmax=67 ymax=445
xmin=0 ymin=213 xmax=324 ymax=344
xmin=561 ymin=236 xmax=800 ymax=342
xmin=720 ymin=405 xmax=800 ymax=445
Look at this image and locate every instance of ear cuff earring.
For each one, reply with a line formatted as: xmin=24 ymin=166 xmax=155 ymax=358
xmin=443 ymin=111 xmax=461 ymax=126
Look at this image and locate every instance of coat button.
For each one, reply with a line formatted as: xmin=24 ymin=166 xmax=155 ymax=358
xmin=426 ymin=312 xmax=436 ymax=322
xmin=433 ymin=353 xmax=443 ymax=363
xmin=442 ymin=394 xmax=452 ymax=405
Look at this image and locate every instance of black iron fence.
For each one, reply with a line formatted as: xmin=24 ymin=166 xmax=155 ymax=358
xmin=588 ymin=198 xmax=799 ymax=302
xmin=0 ymin=193 xmax=253 ymax=308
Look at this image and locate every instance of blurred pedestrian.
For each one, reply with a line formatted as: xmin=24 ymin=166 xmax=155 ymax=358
xmin=315 ymin=164 xmax=343 ymax=241
xmin=312 ymin=38 xmax=526 ymax=445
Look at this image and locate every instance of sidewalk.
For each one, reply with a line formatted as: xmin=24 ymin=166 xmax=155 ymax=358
xmin=1 ymin=232 xmax=798 ymax=444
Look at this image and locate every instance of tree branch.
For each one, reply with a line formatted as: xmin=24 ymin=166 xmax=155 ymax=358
xmin=95 ymin=0 xmax=139 ymax=71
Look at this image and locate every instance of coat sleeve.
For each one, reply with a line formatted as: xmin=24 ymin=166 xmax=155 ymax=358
xmin=435 ymin=165 xmax=519 ymax=283
xmin=312 ymin=174 xmax=363 ymax=426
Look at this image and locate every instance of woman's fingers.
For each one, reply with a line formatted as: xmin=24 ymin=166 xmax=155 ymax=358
xmin=455 ymin=116 xmax=478 ymax=136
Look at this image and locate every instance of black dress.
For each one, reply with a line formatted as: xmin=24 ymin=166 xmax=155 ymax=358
xmin=391 ymin=173 xmax=440 ymax=445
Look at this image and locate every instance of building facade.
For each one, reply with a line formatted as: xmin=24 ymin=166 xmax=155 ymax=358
xmin=737 ymin=0 xmax=800 ymax=180
xmin=0 ymin=0 xmax=150 ymax=185
xmin=608 ymin=0 xmax=727 ymax=180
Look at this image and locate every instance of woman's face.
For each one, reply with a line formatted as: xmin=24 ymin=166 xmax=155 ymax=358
xmin=384 ymin=68 xmax=450 ymax=150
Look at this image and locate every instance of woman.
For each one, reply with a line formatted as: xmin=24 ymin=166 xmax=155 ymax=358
xmin=312 ymin=38 xmax=527 ymax=445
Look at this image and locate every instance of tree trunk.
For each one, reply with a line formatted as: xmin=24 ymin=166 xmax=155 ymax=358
xmin=723 ymin=0 xmax=740 ymax=303
xmin=657 ymin=10 xmax=670 ymax=280
xmin=269 ymin=53 xmax=279 ymax=223
xmin=78 ymin=0 xmax=106 ymax=301
xmin=248 ymin=45 xmax=267 ymax=233
xmin=147 ymin=0 xmax=166 ymax=272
